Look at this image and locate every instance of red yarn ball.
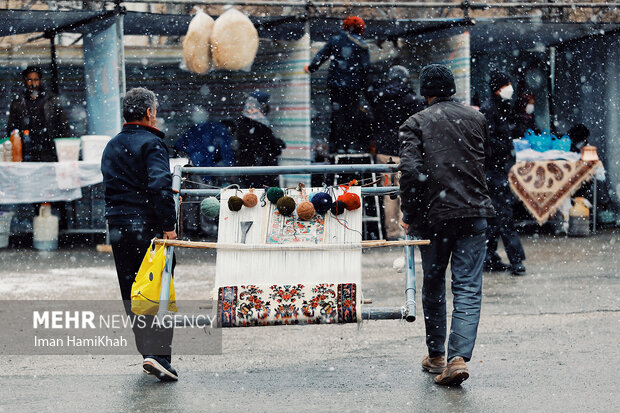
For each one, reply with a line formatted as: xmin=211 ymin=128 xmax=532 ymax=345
xmin=337 ymin=192 xmax=361 ymax=210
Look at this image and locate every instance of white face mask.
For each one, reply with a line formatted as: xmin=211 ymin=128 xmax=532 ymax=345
xmin=525 ymin=103 xmax=535 ymax=114
xmin=498 ymin=85 xmax=514 ymax=100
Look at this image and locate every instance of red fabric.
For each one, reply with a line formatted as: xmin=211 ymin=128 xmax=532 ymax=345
xmin=343 ymin=16 xmax=365 ymax=35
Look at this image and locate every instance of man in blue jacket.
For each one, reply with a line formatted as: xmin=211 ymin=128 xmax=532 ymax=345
xmin=101 ymin=87 xmax=179 ymax=381
xmin=304 ymin=16 xmax=370 ymax=153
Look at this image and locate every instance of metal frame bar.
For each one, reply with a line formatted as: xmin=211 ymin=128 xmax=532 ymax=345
xmin=161 ymin=163 xmax=418 ymax=322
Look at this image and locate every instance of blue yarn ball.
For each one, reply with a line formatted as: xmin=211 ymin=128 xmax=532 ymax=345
xmin=201 ymin=197 xmax=220 ymax=218
xmin=311 ymin=192 xmax=332 ymax=215
xmin=308 ymin=191 xmax=319 ymax=202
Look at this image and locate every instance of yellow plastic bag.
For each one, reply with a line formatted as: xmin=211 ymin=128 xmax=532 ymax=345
xmin=131 ymin=241 xmax=178 ymax=315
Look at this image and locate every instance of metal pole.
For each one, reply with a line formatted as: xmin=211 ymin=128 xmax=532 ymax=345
xmin=180 ymin=186 xmax=399 ymax=197
xmin=157 ymin=166 xmax=182 ymax=318
xmin=49 ymin=35 xmax=60 ymax=95
xmin=361 ymin=307 xmax=404 ymax=320
xmin=182 ymin=164 xmax=398 ymax=176
xmin=404 ymin=234 xmax=416 ymax=322
xmin=592 ymin=178 xmax=597 ymax=235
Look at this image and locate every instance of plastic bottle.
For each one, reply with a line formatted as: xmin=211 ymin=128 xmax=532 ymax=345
xmin=568 ymin=197 xmax=591 ymax=237
xmin=3 ymin=138 xmax=12 ymax=162
xmin=33 ymin=203 xmax=59 ymax=250
xmin=10 ymin=129 xmax=22 ymax=162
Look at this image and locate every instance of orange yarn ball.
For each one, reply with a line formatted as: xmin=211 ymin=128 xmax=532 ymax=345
xmin=297 ymin=200 xmax=315 ymax=221
xmin=242 ymin=193 xmax=258 ymax=208
xmin=338 ymin=192 xmax=361 ymax=210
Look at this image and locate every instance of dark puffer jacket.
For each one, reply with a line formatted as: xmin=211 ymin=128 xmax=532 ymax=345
xmin=307 ymin=31 xmax=370 ymax=90
xmin=480 ymin=94 xmax=517 ymax=173
xmin=368 ymin=79 xmax=425 ymax=156
xmin=101 ymin=123 xmax=176 ymax=231
xmin=399 ymin=98 xmax=495 ymax=231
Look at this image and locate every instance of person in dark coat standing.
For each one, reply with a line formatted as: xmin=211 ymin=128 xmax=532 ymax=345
xmin=304 ymin=16 xmax=370 ymax=153
xmin=480 ymin=70 xmax=526 ymax=275
xmin=235 ymin=91 xmax=286 ymax=188
xmin=513 ymin=92 xmax=538 ymax=139
xmin=6 ymin=66 xmax=70 ymax=162
xmin=101 ymin=87 xmax=179 ymax=382
xmin=368 ymin=65 xmax=425 ymax=240
xmin=399 ymin=64 xmax=495 ymax=386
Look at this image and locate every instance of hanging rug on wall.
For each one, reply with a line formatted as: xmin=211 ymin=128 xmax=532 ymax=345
xmin=508 ymin=160 xmax=601 ymax=225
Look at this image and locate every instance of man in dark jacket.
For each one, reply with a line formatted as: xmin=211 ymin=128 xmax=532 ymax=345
xmin=480 ymin=70 xmax=526 ymax=275
xmin=6 ymin=66 xmax=70 ymax=161
xmin=399 ymin=64 xmax=495 ymax=386
xmin=304 ymin=16 xmax=370 ymax=153
xmin=101 ymin=87 xmax=179 ymax=382
xmin=368 ymin=65 xmax=425 ymax=239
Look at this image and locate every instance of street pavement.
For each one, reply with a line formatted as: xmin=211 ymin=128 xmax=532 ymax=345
xmin=0 ymin=229 xmax=618 ymax=412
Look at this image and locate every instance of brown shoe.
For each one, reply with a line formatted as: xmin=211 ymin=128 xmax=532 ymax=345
xmin=421 ymin=355 xmax=447 ymax=374
xmin=434 ymin=357 xmax=469 ymax=386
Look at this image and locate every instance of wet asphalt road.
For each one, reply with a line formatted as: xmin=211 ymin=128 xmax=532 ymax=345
xmin=0 ymin=229 xmax=618 ymax=412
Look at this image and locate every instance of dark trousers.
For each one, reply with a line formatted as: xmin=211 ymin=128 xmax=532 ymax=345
xmin=418 ymin=218 xmax=487 ymax=362
xmin=328 ymin=87 xmax=361 ymax=154
xmin=485 ymin=170 xmax=526 ymax=265
xmin=109 ymin=221 xmax=174 ymax=360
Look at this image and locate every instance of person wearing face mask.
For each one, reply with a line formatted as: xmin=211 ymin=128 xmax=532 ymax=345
xmin=480 ymin=70 xmax=526 ymax=275
xmin=6 ymin=65 xmax=70 ymax=162
xmin=101 ymin=87 xmax=179 ymax=382
xmin=235 ymin=90 xmax=286 ymax=188
xmin=513 ymin=92 xmax=539 ymax=139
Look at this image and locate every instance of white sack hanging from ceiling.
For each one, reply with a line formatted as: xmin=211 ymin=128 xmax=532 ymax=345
xmin=210 ymin=8 xmax=259 ymax=71
xmin=182 ymin=8 xmax=214 ymax=74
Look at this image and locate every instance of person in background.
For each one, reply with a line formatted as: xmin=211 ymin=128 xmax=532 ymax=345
xmin=304 ymin=16 xmax=370 ymax=154
xmin=101 ymin=87 xmax=179 ymax=382
xmin=513 ymin=92 xmax=539 ymax=139
xmin=6 ymin=65 xmax=69 ymax=162
xmin=480 ymin=70 xmax=526 ymax=275
xmin=235 ymin=91 xmax=286 ymax=188
xmin=399 ymin=64 xmax=495 ymax=386
xmin=367 ymin=65 xmax=425 ymax=240
xmin=175 ymin=120 xmax=234 ymax=169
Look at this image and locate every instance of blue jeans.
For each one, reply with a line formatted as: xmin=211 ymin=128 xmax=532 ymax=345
xmin=419 ymin=218 xmax=487 ymax=362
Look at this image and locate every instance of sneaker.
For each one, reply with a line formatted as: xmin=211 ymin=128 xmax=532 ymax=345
xmin=143 ymin=356 xmax=178 ymax=382
xmin=483 ymin=260 xmax=509 ymax=272
xmin=421 ymin=355 xmax=446 ymax=374
xmin=510 ymin=262 xmax=526 ymax=276
xmin=434 ymin=356 xmax=469 ymax=386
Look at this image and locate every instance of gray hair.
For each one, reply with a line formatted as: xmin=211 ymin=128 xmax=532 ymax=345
xmin=122 ymin=87 xmax=157 ymax=122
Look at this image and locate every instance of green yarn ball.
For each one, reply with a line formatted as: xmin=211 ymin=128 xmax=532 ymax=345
xmin=276 ymin=196 xmax=296 ymax=216
xmin=228 ymin=196 xmax=244 ymax=212
xmin=266 ymin=187 xmax=285 ymax=203
xmin=200 ymin=197 xmax=220 ymax=218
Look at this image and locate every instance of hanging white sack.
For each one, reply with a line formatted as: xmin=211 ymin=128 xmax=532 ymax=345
xmin=210 ymin=8 xmax=259 ymax=71
xmin=182 ymin=8 xmax=214 ymax=74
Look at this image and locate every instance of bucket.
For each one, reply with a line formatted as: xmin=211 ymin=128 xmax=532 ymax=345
xmin=33 ymin=204 xmax=59 ymax=250
xmin=0 ymin=211 xmax=14 ymax=248
xmin=54 ymin=138 xmax=81 ymax=162
xmin=80 ymin=135 xmax=111 ymax=162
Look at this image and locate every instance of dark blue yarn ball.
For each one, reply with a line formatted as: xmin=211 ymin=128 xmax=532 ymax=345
xmin=311 ymin=192 xmax=332 ymax=215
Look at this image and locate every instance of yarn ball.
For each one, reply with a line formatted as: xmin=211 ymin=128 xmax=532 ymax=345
xmin=308 ymin=191 xmax=319 ymax=202
xmin=228 ymin=196 xmax=244 ymax=212
xmin=330 ymin=200 xmax=346 ymax=215
xmin=338 ymin=192 xmax=361 ymax=210
xmin=242 ymin=192 xmax=258 ymax=208
xmin=266 ymin=187 xmax=285 ymax=203
xmin=297 ymin=200 xmax=315 ymax=221
xmin=311 ymin=192 xmax=332 ymax=215
xmin=276 ymin=196 xmax=296 ymax=216
xmin=200 ymin=197 xmax=220 ymax=218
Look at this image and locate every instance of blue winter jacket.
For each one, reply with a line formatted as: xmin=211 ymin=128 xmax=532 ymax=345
xmin=101 ymin=123 xmax=177 ymax=231
xmin=308 ymin=30 xmax=370 ymax=90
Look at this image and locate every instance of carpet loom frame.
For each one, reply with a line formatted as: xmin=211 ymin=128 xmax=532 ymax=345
xmin=157 ymin=164 xmax=423 ymax=324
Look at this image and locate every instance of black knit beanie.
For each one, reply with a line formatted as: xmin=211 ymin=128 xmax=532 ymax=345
xmin=489 ymin=70 xmax=511 ymax=93
xmin=419 ymin=64 xmax=456 ymax=97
